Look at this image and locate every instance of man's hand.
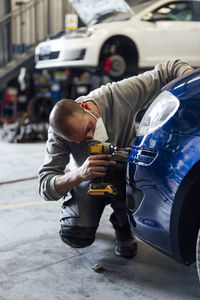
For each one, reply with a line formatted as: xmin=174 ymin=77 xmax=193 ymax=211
xmin=54 ymin=154 xmax=116 ymax=196
xmin=183 ymin=68 xmax=193 ymax=75
xmin=78 ymin=154 xmax=116 ymax=181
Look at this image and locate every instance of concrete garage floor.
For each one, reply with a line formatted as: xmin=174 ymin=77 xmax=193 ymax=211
xmin=0 ymin=141 xmax=200 ymax=300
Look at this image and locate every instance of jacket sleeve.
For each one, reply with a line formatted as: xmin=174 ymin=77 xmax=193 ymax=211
xmin=81 ymin=59 xmax=193 ymax=114
xmin=38 ymin=127 xmax=71 ymax=201
xmin=114 ymin=59 xmax=193 ymax=113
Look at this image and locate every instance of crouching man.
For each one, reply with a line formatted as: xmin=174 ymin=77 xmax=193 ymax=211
xmin=38 ymin=60 xmax=192 ymax=257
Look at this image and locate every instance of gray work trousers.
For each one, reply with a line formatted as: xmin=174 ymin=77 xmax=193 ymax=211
xmin=59 ymin=165 xmax=130 ymax=248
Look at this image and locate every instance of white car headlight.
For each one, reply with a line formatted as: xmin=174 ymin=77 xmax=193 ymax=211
xmin=136 ymin=91 xmax=180 ymax=137
xmin=64 ymin=28 xmax=93 ymax=39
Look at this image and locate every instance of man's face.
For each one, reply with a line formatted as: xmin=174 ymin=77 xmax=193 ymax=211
xmin=61 ymin=111 xmax=96 ymax=143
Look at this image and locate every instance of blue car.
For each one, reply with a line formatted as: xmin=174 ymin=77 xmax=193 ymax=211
xmin=126 ymin=68 xmax=200 ymax=280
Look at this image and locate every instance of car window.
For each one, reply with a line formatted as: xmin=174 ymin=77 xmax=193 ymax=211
xmin=143 ymin=1 xmax=200 ymax=22
xmin=131 ymin=0 xmax=157 ymax=14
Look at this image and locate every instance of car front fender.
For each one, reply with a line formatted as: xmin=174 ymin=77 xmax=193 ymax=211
xmin=127 ymin=132 xmax=200 ymax=262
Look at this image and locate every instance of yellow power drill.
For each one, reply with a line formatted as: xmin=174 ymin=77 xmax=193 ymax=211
xmin=88 ymin=142 xmax=131 ymax=196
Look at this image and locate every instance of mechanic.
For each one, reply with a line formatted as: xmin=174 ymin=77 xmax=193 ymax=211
xmin=38 ymin=59 xmax=193 ymax=258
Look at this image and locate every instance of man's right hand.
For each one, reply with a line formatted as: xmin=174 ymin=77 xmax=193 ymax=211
xmin=54 ymin=154 xmax=116 ymax=196
xmin=78 ymin=154 xmax=117 ymax=181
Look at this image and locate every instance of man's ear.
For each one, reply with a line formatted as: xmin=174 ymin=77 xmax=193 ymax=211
xmin=81 ymin=101 xmax=89 ymax=110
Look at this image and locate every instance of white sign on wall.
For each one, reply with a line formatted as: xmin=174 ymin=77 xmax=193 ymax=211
xmin=65 ymin=14 xmax=78 ymax=30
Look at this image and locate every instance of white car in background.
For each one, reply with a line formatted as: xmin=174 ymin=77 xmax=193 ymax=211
xmin=35 ymin=0 xmax=200 ymax=78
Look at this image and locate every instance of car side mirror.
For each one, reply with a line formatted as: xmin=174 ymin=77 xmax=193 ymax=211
xmin=142 ymin=13 xmax=168 ymax=22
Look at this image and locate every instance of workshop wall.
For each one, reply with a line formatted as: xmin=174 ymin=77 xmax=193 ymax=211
xmin=0 ymin=2 xmax=5 ymax=19
xmin=9 ymin=0 xmax=74 ymax=52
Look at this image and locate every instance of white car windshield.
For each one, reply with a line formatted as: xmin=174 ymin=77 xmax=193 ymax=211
xmin=129 ymin=0 xmax=157 ymax=14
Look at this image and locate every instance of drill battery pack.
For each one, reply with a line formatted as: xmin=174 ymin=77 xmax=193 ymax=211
xmin=88 ymin=142 xmax=117 ymax=155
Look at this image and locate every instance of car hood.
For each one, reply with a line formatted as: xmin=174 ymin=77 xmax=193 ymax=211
xmin=70 ymin=0 xmax=133 ymax=26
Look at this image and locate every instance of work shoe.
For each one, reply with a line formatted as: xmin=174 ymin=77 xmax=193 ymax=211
xmin=114 ymin=229 xmax=137 ymax=258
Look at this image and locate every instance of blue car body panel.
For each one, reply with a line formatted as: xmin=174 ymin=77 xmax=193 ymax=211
xmin=127 ymin=68 xmax=200 ymax=262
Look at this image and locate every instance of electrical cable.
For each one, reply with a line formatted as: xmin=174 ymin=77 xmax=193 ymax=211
xmin=0 ymin=176 xmax=38 ymax=185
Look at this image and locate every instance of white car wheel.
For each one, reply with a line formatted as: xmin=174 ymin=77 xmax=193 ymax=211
xmin=105 ymin=54 xmax=127 ymax=78
xmin=100 ymin=36 xmax=138 ymax=79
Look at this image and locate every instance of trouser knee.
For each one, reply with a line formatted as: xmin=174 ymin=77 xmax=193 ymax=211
xmin=59 ymin=225 xmax=97 ymax=248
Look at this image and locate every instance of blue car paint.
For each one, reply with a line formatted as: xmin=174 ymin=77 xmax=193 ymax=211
xmin=127 ymin=68 xmax=200 ymax=262
xmin=163 ymin=69 xmax=200 ymax=136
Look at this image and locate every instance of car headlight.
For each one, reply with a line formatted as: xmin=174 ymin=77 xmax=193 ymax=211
xmin=64 ymin=28 xmax=93 ymax=39
xmin=136 ymin=91 xmax=180 ymax=137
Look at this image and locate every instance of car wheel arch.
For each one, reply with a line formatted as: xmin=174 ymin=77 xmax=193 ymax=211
xmin=98 ymin=35 xmax=139 ymax=78
xmin=170 ymin=160 xmax=200 ymax=265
